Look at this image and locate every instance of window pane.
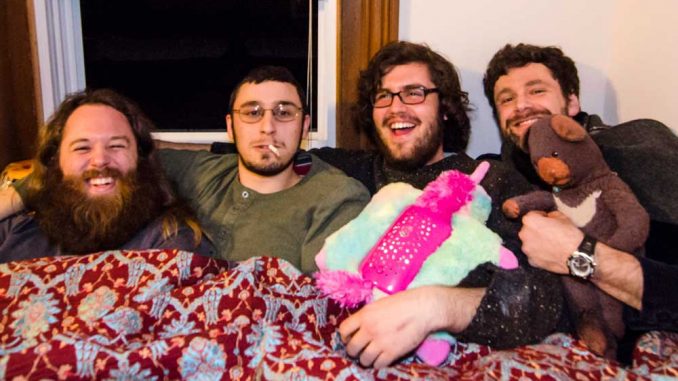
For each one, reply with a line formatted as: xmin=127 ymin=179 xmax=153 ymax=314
xmin=80 ymin=0 xmax=316 ymax=132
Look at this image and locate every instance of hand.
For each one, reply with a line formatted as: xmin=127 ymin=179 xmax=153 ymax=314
xmin=502 ymin=199 xmax=520 ymax=219
xmin=339 ymin=287 xmax=437 ymax=369
xmin=338 ymin=286 xmax=482 ymax=369
xmin=518 ymin=211 xmax=583 ymax=274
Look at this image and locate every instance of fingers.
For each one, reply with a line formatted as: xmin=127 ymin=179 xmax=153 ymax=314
xmin=343 ymin=325 xmax=369 ymax=358
xmin=338 ymin=313 xmax=359 ymax=344
xmin=345 ymin=328 xmax=394 ymax=369
xmin=546 ymin=210 xmax=568 ymax=220
xmin=339 ymin=312 xmax=394 ymax=369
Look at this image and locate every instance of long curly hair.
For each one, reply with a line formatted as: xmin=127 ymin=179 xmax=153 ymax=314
xmin=356 ymin=41 xmax=472 ymax=153
xmin=483 ymin=43 xmax=579 ymax=122
xmin=26 ymin=88 xmax=201 ymax=244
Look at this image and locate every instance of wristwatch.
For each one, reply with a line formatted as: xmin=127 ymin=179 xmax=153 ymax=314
xmin=566 ymin=235 xmax=597 ymax=279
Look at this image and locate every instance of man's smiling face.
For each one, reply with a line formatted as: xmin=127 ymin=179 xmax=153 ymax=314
xmin=493 ymin=63 xmax=580 ymax=150
xmin=58 ymin=104 xmax=138 ymax=198
xmin=371 ymin=62 xmax=444 ymax=169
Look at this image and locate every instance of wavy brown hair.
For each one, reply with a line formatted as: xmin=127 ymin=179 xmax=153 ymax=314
xmin=26 ymin=88 xmax=201 ymax=244
xmin=357 ymin=41 xmax=472 ymax=153
xmin=483 ymin=43 xmax=579 ymax=122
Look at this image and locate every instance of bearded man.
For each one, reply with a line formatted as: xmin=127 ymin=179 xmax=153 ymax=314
xmin=155 ymin=66 xmax=369 ymax=273
xmin=0 ymin=89 xmax=212 ymax=262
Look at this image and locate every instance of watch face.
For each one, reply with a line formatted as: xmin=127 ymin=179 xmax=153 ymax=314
xmin=568 ymin=252 xmax=594 ymax=278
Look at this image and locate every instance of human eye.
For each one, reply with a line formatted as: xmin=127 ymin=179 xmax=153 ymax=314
xmin=530 ymin=87 xmax=547 ymax=95
xmin=404 ymin=87 xmax=425 ymax=100
xmin=374 ymin=91 xmax=391 ymax=102
xmin=241 ymin=105 xmax=262 ymax=117
xmin=72 ymin=143 xmax=90 ymax=152
xmin=274 ymin=105 xmax=295 ymax=118
xmin=109 ymin=142 xmax=128 ymax=150
xmin=497 ymin=94 xmax=514 ymax=105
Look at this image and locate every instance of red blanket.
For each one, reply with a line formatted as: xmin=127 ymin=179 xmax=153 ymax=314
xmin=0 ymin=249 xmax=675 ymax=380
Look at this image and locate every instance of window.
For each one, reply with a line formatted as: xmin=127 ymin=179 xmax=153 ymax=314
xmin=33 ymin=0 xmax=336 ymax=147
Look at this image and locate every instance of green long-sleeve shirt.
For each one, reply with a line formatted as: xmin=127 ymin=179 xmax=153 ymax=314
xmin=159 ymin=150 xmax=370 ymax=273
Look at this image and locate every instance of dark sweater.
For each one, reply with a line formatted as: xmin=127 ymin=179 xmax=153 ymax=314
xmin=499 ymin=113 xmax=678 ymax=361
xmin=313 ymin=147 xmax=566 ymax=349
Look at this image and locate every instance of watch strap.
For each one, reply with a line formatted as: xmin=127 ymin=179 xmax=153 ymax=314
xmin=577 ymin=234 xmax=597 ymax=256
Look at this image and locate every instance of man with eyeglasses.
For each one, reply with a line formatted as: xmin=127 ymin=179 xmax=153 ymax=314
xmin=154 ymin=66 xmax=369 ymax=272
xmin=0 ymin=67 xmax=369 ymax=272
xmin=304 ymin=41 xmax=565 ymax=369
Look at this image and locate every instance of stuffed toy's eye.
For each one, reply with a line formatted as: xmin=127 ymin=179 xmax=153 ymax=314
xmin=551 ymin=151 xmax=559 ymax=157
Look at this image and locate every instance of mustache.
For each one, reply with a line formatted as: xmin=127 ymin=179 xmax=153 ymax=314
xmin=507 ymin=108 xmax=552 ymax=127
xmin=383 ymin=112 xmax=421 ymax=126
xmin=81 ymin=167 xmax=123 ymax=181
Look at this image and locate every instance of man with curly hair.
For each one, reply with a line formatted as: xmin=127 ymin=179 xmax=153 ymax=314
xmin=308 ymin=41 xmax=566 ymax=369
xmin=483 ymin=43 xmax=678 ymax=361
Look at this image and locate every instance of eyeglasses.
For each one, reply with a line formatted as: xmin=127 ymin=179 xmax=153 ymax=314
xmin=372 ymin=87 xmax=439 ymax=108
xmin=232 ymin=103 xmax=303 ymax=123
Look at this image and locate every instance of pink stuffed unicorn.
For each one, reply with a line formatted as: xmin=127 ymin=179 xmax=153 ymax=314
xmin=315 ymin=162 xmax=518 ymax=366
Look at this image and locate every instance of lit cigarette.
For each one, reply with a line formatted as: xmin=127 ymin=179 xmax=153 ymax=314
xmin=268 ymin=144 xmax=280 ymax=157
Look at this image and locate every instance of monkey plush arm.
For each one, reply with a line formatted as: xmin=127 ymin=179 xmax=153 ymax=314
xmin=502 ymin=190 xmax=555 ymax=219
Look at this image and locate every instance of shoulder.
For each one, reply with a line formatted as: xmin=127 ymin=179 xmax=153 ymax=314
xmin=475 ymin=157 xmax=533 ymax=198
xmin=300 ymin=154 xmax=370 ymax=200
xmin=159 ymin=149 xmax=238 ymax=172
xmin=310 ymin=147 xmax=376 ymax=164
xmin=593 ymin=118 xmax=677 ymax=148
xmin=309 ymin=148 xmax=377 ymax=175
xmin=309 ymin=148 xmax=381 ymax=194
xmin=0 ymin=212 xmax=37 ymax=235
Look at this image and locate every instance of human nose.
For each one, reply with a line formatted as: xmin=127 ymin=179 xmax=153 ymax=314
xmin=386 ymin=92 xmax=408 ymax=111
xmin=90 ymin=145 xmax=110 ymax=168
xmin=258 ymin=110 xmax=276 ymax=134
xmin=514 ymin=92 xmax=531 ymax=111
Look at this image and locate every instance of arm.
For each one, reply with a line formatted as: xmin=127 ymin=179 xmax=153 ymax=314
xmin=340 ymin=164 xmax=565 ymax=368
xmin=339 ymin=285 xmax=483 ymax=369
xmin=502 ymin=190 xmax=554 ymax=218
xmin=601 ymin=184 xmax=650 ymax=253
xmin=154 ymin=140 xmax=211 ymax=151
xmin=0 ymin=186 xmax=25 ymax=221
xmin=519 ymin=211 xmax=643 ymax=309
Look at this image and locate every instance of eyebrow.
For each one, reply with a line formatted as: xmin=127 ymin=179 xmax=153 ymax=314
xmin=378 ymin=83 xmax=428 ymax=91
xmin=525 ymin=79 xmax=549 ymax=87
xmin=67 ymin=135 xmax=131 ymax=147
xmin=494 ymin=87 xmax=514 ymax=101
xmin=495 ymin=79 xmax=551 ymax=100
xmin=237 ymin=100 xmax=301 ymax=108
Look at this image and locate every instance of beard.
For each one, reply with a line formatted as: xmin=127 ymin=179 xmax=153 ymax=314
xmin=232 ymin=121 xmax=301 ymax=177
xmin=240 ymin=152 xmax=295 ymax=177
xmin=32 ymin=162 xmax=165 ymax=254
xmin=376 ymin=114 xmax=444 ymax=172
xmin=505 ymin=105 xmax=568 ymax=151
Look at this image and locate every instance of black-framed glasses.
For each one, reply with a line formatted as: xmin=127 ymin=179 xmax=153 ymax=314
xmin=372 ymin=87 xmax=439 ymax=108
xmin=232 ymin=103 xmax=303 ymax=123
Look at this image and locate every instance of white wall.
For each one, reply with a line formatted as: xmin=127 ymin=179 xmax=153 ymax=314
xmin=399 ymin=0 xmax=678 ymax=157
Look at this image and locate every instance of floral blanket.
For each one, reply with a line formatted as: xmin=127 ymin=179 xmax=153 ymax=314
xmin=0 ymin=249 xmax=676 ymax=380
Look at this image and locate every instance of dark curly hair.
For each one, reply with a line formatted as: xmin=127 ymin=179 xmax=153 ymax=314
xmin=483 ymin=43 xmax=579 ymax=121
xmin=228 ymin=65 xmax=308 ymax=115
xmin=357 ymin=41 xmax=472 ymax=153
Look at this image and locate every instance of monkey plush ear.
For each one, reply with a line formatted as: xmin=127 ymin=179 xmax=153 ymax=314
xmin=550 ymin=114 xmax=587 ymax=142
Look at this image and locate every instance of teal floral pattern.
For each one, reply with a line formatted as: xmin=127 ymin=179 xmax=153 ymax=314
xmin=179 ymin=337 xmax=226 ymax=380
xmin=0 ymin=250 xmax=675 ymax=380
xmin=78 ymin=286 xmax=118 ymax=325
xmin=10 ymin=292 xmax=60 ymax=344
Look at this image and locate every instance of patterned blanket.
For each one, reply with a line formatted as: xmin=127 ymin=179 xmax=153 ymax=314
xmin=0 ymin=249 xmax=676 ymax=380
